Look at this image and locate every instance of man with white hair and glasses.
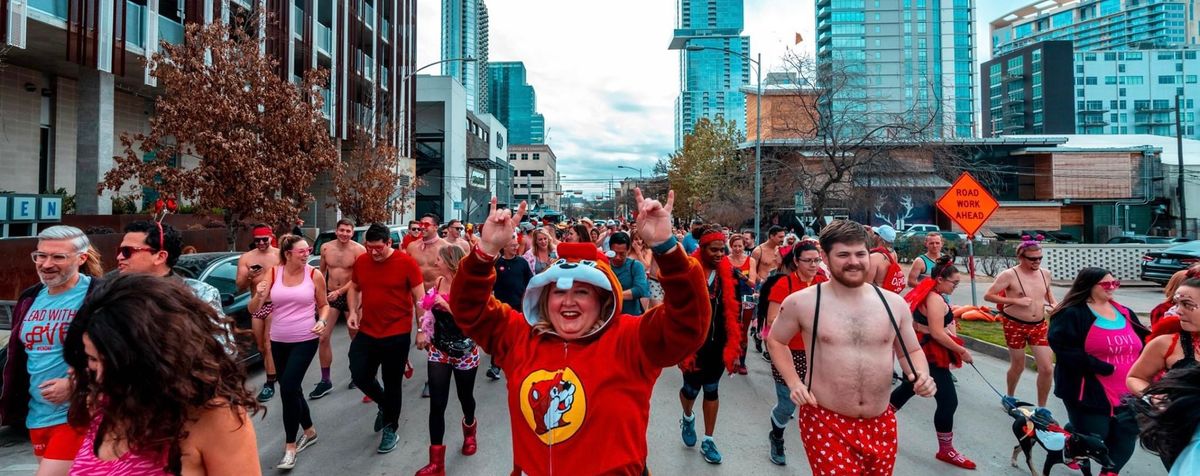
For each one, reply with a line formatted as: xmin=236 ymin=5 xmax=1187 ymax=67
xmin=1 ymin=226 xmax=103 ymax=476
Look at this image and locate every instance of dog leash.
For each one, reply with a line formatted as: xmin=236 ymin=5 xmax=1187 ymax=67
xmin=969 ymin=361 xmax=1008 ymax=400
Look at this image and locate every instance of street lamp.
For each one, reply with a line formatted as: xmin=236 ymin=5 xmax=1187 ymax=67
xmin=682 ymin=44 xmax=763 ymax=240
xmin=401 ymin=57 xmax=475 ymax=221
xmin=617 ymin=165 xmax=644 ymax=179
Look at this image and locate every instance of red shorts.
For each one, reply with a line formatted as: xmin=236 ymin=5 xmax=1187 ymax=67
xmin=799 ymin=404 xmax=897 ymax=476
xmin=1002 ymin=313 xmax=1049 ymax=349
xmin=28 ymin=423 xmax=86 ymax=460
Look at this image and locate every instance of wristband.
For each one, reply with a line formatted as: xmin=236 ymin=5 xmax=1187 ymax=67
xmin=474 ymin=245 xmax=498 ymax=262
xmin=650 ymin=235 xmax=679 ymax=255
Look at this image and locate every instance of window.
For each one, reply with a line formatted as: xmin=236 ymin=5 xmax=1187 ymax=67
xmin=532 ymin=153 xmax=540 ymax=160
xmin=508 ymin=154 xmax=516 ymax=160
xmin=521 ymin=153 xmax=528 ymax=160
xmin=1160 ymin=75 xmax=1177 ymax=84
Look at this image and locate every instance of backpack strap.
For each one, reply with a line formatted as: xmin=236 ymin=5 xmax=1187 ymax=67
xmin=807 ymin=283 xmax=822 ymax=389
xmin=872 ymin=284 xmax=918 ymax=382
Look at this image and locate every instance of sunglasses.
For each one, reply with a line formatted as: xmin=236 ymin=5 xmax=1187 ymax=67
xmin=253 ymin=237 xmax=271 ymax=243
xmin=409 ymin=227 xmax=421 ymax=232
xmin=290 ymin=247 xmax=312 ymax=256
xmin=117 ymin=246 xmax=157 ymax=259
xmin=1022 ymin=255 xmax=1043 ymax=262
xmin=451 ymin=226 xmax=465 ymax=231
xmin=1098 ymin=280 xmax=1121 ymax=291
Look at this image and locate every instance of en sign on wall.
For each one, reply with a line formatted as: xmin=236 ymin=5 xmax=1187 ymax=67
xmin=935 ymin=172 xmax=999 ymax=238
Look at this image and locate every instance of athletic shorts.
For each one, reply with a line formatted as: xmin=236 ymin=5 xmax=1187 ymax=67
xmin=1001 ymin=313 xmax=1049 ymax=349
xmin=329 ymin=293 xmax=349 ymax=314
xmin=28 ymin=423 xmax=86 ymax=460
xmin=799 ymin=405 xmax=897 ymax=476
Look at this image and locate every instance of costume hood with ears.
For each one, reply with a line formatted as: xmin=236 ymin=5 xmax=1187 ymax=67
xmin=521 ymin=243 xmax=623 ymax=339
xmin=680 ymin=233 xmax=742 ymax=374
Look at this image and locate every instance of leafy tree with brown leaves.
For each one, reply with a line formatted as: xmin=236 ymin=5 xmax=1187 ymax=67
xmin=333 ymin=129 xmax=421 ymax=225
xmin=666 ymin=116 xmax=750 ymax=225
xmin=102 ymin=18 xmax=339 ymax=249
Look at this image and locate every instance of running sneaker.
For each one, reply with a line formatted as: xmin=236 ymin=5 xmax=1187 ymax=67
xmin=760 ymin=351 xmax=771 ymax=363
xmin=256 ymin=384 xmax=275 ymax=403
xmin=348 ymin=380 xmax=357 ymax=390
xmin=308 ymin=380 xmax=333 ymax=400
xmin=421 ymin=382 xmax=431 ymax=398
xmin=378 ymin=425 xmax=399 ymax=453
xmin=768 ymin=433 xmax=786 ymax=465
xmin=935 ymin=449 xmax=976 ymax=469
xmin=486 ymin=366 xmax=502 ymax=380
xmin=700 ymin=439 xmax=722 ymax=464
xmin=362 ymin=395 xmax=372 ymax=403
xmin=276 ymin=450 xmax=297 ymax=470
xmin=405 ymin=361 xmax=414 ymax=379
xmin=296 ymin=432 xmax=318 ymax=453
xmin=680 ymin=416 xmax=697 ymax=447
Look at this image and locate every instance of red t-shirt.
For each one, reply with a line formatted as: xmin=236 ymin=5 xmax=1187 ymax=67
xmin=351 ymin=250 xmax=423 ymax=338
xmin=769 ymin=272 xmax=828 ymax=350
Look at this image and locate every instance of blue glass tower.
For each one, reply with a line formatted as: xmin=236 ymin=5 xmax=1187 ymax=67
xmin=442 ymin=0 xmax=489 ymax=112
xmin=488 ymin=62 xmax=546 ymax=145
xmin=673 ymin=0 xmax=751 ymax=149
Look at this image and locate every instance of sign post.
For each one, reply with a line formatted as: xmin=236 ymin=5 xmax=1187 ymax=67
xmin=936 ymin=172 xmax=1000 ymax=306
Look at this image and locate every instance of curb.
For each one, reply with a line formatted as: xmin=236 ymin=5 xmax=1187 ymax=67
xmin=961 ymin=334 xmax=1036 ymax=370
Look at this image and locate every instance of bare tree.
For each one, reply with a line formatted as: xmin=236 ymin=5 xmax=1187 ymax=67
xmin=755 ymin=51 xmax=984 ymax=229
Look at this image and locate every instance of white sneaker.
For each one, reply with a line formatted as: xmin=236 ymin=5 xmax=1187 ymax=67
xmin=276 ymin=450 xmax=297 ymax=470
xmin=296 ymin=432 xmax=318 ymax=453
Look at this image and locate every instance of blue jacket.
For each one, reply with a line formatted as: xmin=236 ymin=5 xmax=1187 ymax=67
xmin=611 ymin=258 xmax=649 ymax=315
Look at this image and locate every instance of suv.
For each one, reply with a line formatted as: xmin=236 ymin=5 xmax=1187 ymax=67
xmin=904 ymin=224 xmax=940 ymax=233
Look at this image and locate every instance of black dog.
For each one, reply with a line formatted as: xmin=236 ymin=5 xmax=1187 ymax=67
xmin=1006 ymin=399 xmax=1114 ymax=476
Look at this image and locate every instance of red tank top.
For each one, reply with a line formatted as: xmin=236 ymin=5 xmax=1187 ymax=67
xmin=871 ymin=246 xmax=906 ymax=294
xmin=732 ymin=255 xmax=751 ymax=274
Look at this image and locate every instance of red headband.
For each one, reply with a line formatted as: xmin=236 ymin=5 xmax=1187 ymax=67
xmin=252 ymin=227 xmax=273 ymax=238
xmin=699 ymin=232 xmax=726 ymax=246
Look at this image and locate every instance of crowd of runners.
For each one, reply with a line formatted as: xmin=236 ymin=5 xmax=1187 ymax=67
xmin=4 ymin=188 xmax=1200 ymax=475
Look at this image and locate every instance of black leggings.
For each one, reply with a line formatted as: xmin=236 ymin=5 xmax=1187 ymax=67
xmin=271 ymin=339 xmax=319 ymax=443
xmin=889 ymin=364 xmax=956 ymax=433
xmin=1064 ymin=402 xmax=1140 ymax=473
xmin=428 ymin=360 xmax=478 ymax=445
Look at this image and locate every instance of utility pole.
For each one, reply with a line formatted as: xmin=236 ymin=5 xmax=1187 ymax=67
xmin=1179 ymin=94 xmax=1189 ymax=237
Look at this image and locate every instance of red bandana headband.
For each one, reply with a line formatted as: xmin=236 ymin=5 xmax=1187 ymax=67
xmin=699 ymin=232 xmax=726 ymax=246
xmin=252 ymin=227 xmax=273 ymax=238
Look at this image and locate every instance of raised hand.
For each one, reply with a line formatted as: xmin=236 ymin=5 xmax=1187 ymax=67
xmin=480 ymin=197 xmax=527 ymax=256
xmin=634 ymin=188 xmax=674 ymax=248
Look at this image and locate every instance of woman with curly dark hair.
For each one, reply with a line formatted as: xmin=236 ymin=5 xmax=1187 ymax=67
xmin=1134 ymin=365 xmax=1200 ymax=474
xmin=63 ymin=273 xmax=262 ymax=475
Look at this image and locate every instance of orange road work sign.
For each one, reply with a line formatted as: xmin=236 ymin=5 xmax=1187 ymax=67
xmin=936 ymin=172 xmax=999 ymax=238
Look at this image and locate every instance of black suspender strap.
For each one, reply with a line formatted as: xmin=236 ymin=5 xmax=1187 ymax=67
xmin=807 ymin=283 xmax=821 ymax=389
xmin=872 ymin=284 xmax=918 ymax=382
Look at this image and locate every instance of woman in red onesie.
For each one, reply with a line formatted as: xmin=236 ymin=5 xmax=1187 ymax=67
xmin=451 ymin=189 xmax=710 ymax=476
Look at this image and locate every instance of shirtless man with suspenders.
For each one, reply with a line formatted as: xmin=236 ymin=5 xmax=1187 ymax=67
xmin=768 ymin=220 xmax=935 ymax=476
xmin=984 ymin=238 xmax=1057 ymax=407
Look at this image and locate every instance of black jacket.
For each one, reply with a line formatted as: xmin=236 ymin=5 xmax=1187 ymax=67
xmin=1047 ymin=302 xmax=1149 ymax=414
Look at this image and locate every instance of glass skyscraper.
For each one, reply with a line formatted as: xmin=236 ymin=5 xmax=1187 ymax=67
xmin=816 ymin=0 xmax=976 ymax=138
xmin=991 ymin=0 xmax=1198 ymax=56
xmin=442 ymin=0 xmax=489 ymax=112
xmin=672 ymin=0 xmax=751 ymax=149
xmin=488 ymin=62 xmax=546 ymax=145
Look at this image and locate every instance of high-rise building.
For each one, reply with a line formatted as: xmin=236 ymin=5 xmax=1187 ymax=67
xmin=508 ymin=144 xmax=559 ymax=210
xmin=671 ymin=0 xmax=750 ymax=149
xmin=815 ymin=0 xmax=976 ymax=138
xmin=488 ymin=61 xmax=545 ymax=144
xmin=441 ymin=0 xmax=488 ymax=112
xmin=981 ymin=41 xmax=1076 ymax=136
xmin=0 ymin=0 xmax=415 ymax=228
xmin=990 ymin=0 xmax=1199 ymax=57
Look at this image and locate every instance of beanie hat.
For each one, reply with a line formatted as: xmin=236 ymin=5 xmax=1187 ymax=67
xmin=521 ymin=243 xmax=623 ymax=338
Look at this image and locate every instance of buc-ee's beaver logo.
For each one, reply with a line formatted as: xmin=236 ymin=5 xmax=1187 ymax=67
xmin=518 ymin=368 xmax=586 ymax=445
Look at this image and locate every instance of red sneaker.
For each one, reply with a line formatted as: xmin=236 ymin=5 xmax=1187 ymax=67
xmin=935 ymin=450 xmax=976 ymax=470
xmin=362 ymin=395 xmax=373 ymax=403
xmin=405 ymin=362 xmax=415 ymax=379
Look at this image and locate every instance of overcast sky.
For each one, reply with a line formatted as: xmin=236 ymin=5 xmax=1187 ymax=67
xmin=417 ymin=1 xmax=1022 ymax=196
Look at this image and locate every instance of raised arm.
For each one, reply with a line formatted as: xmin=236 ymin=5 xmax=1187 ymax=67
xmin=450 ymin=198 xmax=529 ymax=360
xmin=632 ymin=189 xmax=711 ymax=368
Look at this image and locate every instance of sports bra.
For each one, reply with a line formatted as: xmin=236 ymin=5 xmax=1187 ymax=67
xmin=72 ymin=413 xmax=171 ymax=475
xmin=1167 ymin=332 xmax=1199 ymax=371
xmin=913 ymin=295 xmax=952 ymax=328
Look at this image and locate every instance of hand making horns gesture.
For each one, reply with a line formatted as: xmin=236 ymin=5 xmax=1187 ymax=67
xmin=633 ymin=188 xmax=675 ymax=248
xmin=480 ymin=197 xmax=527 ymax=257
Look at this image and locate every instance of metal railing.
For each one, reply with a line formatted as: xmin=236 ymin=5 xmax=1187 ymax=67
xmin=316 ymin=23 xmax=332 ymax=53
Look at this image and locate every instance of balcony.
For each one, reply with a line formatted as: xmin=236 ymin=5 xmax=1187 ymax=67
xmin=1134 ymin=104 xmax=1174 ymax=112
xmin=1003 ymin=71 xmax=1025 ymax=82
xmin=1079 ymin=118 xmax=1109 ymax=126
xmin=316 ymin=23 xmax=332 ymax=54
xmin=125 ymin=1 xmax=145 ymax=48
xmin=159 ymin=15 xmax=184 ymax=44
xmin=29 ymin=0 xmax=67 ymax=20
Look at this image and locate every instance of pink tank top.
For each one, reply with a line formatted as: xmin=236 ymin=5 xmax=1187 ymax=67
xmin=71 ymin=413 xmax=170 ymax=476
xmin=270 ymin=265 xmax=318 ymax=343
xmin=1084 ymin=309 xmax=1143 ymax=409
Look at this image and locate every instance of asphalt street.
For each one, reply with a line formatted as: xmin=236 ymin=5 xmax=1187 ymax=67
xmin=0 ymin=314 xmax=1167 ymax=475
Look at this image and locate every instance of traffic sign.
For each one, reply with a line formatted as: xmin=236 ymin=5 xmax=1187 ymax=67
xmin=936 ymin=172 xmax=998 ymax=238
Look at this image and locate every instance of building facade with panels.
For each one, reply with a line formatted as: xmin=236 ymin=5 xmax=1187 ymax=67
xmin=982 ymin=40 xmax=1077 ymax=136
xmin=508 ymin=144 xmax=559 ymax=211
xmin=991 ymin=0 xmax=1198 ymax=56
xmin=0 ymin=0 xmax=417 ymax=228
xmin=671 ymin=0 xmax=750 ymax=149
xmin=441 ymin=0 xmax=488 ymax=113
xmin=1073 ymin=47 xmax=1200 ymax=138
xmin=488 ymin=61 xmax=544 ymax=145
xmin=815 ymin=0 xmax=975 ymax=138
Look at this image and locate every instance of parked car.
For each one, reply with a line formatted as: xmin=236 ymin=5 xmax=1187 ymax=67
xmin=903 ymin=224 xmax=941 ymax=233
xmin=172 ymin=252 xmax=262 ymax=365
xmin=312 ymin=225 xmax=406 ymax=255
xmin=1141 ymin=241 xmax=1200 ymax=285
xmin=1107 ymin=235 xmax=1189 ymax=245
